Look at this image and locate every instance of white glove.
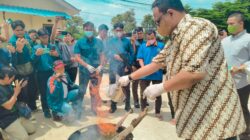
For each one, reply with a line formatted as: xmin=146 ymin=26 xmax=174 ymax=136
xmin=86 ymin=64 xmax=96 ymax=73
xmin=118 ymin=75 xmax=130 ymax=86
xmin=143 ymin=83 xmax=165 ymax=100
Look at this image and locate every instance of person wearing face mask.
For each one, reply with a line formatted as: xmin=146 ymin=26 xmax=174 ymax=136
xmin=74 ymin=21 xmax=105 ymax=117
xmin=222 ymin=12 xmax=250 ymax=140
xmin=118 ymin=0 xmax=246 ymax=139
xmin=106 ymin=23 xmax=134 ymax=113
xmin=130 ymin=27 xmax=146 ymax=109
xmin=137 ymin=29 xmax=164 ymax=120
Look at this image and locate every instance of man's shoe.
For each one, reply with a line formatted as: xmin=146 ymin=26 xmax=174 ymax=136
xmin=44 ymin=111 xmax=52 ymax=118
xmin=134 ymin=102 xmax=140 ymax=108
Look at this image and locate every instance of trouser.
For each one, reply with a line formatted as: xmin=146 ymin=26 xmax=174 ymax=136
xmin=132 ymin=80 xmax=140 ymax=104
xmin=109 ymin=68 xmax=131 ymax=109
xmin=66 ymin=67 xmax=78 ymax=83
xmin=37 ymin=70 xmax=53 ymax=113
xmin=4 ymin=118 xmax=36 ymax=140
xmin=16 ymin=72 xmax=37 ymax=111
xmin=140 ymin=80 xmax=162 ymax=114
xmin=237 ymin=85 xmax=250 ymax=139
xmin=78 ymin=72 xmax=102 ymax=115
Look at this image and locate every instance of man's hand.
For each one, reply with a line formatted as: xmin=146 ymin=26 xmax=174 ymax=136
xmin=50 ymin=50 xmax=59 ymax=57
xmin=14 ymin=79 xmax=25 ymax=96
xmin=35 ymin=48 xmax=44 ymax=56
xmin=6 ymin=44 xmax=16 ymax=53
xmin=114 ymin=54 xmax=123 ymax=62
xmin=143 ymin=83 xmax=165 ymax=100
xmin=230 ymin=65 xmax=246 ymax=76
xmin=119 ymin=75 xmax=131 ymax=86
xmin=16 ymin=38 xmax=26 ymax=53
xmin=86 ymin=64 xmax=96 ymax=73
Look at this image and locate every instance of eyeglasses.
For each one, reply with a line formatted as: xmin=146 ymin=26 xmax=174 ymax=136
xmin=155 ymin=14 xmax=165 ymax=27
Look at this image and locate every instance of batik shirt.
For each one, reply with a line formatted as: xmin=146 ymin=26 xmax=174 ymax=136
xmin=152 ymin=14 xmax=246 ymax=140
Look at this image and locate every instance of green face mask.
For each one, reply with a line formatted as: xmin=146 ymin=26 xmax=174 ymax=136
xmin=227 ymin=25 xmax=238 ymax=34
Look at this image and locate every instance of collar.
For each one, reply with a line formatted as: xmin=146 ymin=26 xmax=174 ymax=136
xmin=171 ymin=14 xmax=191 ymax=41
xmin=231 ymin=30 xmax=247 ymax=39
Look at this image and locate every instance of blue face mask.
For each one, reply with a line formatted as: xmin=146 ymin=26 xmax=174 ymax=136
xmin=85 ymin=31 xmax=94 ymax=38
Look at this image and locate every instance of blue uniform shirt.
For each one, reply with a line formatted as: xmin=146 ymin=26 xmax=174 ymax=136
xmin=9 ymin=35 xmax=32 ymax=65
xmin=74 ymin=37 xmax=104 ymax=74
xmin=31 ymin=43 xmax=60 ymax=72
xmin=137 ymin=41 xmax=164 ymax=80
xmin=106 ymin=37 xmax=134 ymax=72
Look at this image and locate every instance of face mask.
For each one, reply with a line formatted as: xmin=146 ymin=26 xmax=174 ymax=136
xmin=116 ymin=32 xmax=123 ymax=38
xmin=85 ymin=31 xmax=94 ymax=38
xmin=148 ymin=39 xmax=156 ymax=45
xmin=227 ymin=25 xmax=238 ymax=34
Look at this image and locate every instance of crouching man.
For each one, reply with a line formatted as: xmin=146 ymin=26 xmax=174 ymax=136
xmin=47 ymin=60 xmax=80 ymax=121
xmin=0 ymin=66 xmax=35 ymax=140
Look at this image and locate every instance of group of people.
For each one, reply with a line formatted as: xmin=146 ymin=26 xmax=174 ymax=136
xmin=0 ymin=0 xmax=250 ymax=140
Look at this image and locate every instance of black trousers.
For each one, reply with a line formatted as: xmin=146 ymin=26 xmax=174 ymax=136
xmin=140 ymin=80 xmax=162 ymax=114
xmin=237 ymin=85 xmax=250 ymax=138
xmin=37 ymin=70 xmax=53 ymax=112
xmin=16 ymin=72 xmax=38 ymax=110
xmin=66 ymin=67 xmax=78 ymax=83
xmin=132 ymin=79 xmax=139 ymax=104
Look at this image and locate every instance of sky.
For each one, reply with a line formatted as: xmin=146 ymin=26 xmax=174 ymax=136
xmin=65 ymin=0 xmax=230 ymax=28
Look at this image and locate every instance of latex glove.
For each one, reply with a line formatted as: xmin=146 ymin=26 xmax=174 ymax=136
xmin=86 ymin=64 xmax=96 ymax=73
xmin=143 ymin=83 xmax=165 ymax=100
xmin=118 ymin=75 xmax=130 ymax=86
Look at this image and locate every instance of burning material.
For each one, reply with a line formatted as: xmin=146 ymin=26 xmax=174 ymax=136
xmin=97 ymin=109 xmax=133 ymax=137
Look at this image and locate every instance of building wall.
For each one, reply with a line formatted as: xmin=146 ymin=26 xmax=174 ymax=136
xmin=0 ymin=12 xmax=66 ymax=35
xmin=0 ymin=0 xmax=78 ymax=15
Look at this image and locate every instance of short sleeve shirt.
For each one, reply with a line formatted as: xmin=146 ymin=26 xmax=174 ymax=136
xmin=152 ymin=14 xmax=246 ymax=139
xmin=0 ymin=85 xmax=18 ymax=129
xmin=74 ymin=37 xmax=104 ymax=73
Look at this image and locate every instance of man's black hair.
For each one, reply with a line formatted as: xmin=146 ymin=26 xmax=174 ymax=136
xmin=11 ymin=20 xmax=25 ymax=30
xmin=152 ymin=0 xmax=185 ymax=13
xmin=28 ymin=29 xmax=37 ymax=34
xmin=228 ymin=11 xmax=245 ymax=23
xmin=146 ymin=29 xmax=156 ymax=36
xmin=83 ymin=21 xmax=95 ymax=29
xmin=0 ymin=66 xmax=17 ymax=79
xmin=37 ymin=28 xmax=49 ymax=37
xmin=113 ymin=23 xmax=124 ymax=30
xmin=135 ymin=27 xmax=144 ymax=33
xmin=98 ymin=24 xmax=109 ymax=31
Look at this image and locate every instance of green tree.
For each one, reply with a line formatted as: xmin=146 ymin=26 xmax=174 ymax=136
xmin=111 ymin=9 xmax=136 ymax=33
xmin=188 ymin=0 xmax=250 ymax=32
xmin=141 ymin=14 xmax=156 ymax=30
xmin=66 ymin=16 xmax=84 ymax=39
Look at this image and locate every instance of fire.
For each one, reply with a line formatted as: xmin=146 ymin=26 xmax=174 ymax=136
xmin=97 ymin=120 xmax=116 ymax=137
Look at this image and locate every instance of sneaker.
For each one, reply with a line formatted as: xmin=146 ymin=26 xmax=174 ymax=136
xmin=44 ymin=111 xmax=52 ymax=118
xmin=134 ymin=102 xmax=140 ymax=108
xmin=109 ymin=107 xmax=117 ymax=113
xmin=146 ymin=102 xmax=149 ymax=106
xmin=53 ymin=115 xmax=63 ymax=122
xmin=125 ymin=105 xmax=131 ymax=112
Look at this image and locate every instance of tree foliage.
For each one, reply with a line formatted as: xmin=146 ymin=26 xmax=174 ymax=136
xmin=111 ymin=9 xmax=136 ymax=33
xmin=141 ymin=14 xmax=156 ymax=30
xmin=66 ymin=16 xmax=84 ymax=39
xmin=187 ymin=0 xmax=250 ymax=32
